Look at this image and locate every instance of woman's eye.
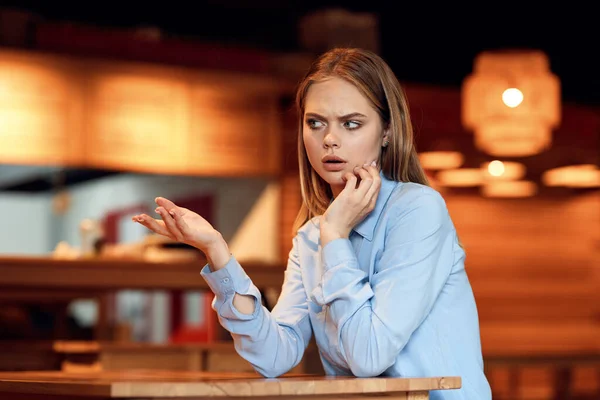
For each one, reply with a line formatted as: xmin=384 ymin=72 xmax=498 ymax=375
xmin=344 ymin=120 xmax=361 ymax=130
xmin=306 ymin=119 xmax=324 ymax=129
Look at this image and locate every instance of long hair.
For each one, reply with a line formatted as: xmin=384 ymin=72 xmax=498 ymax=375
xmin=293 ymin=48 xmax=430 ymax=232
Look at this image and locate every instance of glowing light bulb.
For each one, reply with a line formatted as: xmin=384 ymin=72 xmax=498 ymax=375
xmin=502 ymin=88 xmax=523 ymax=108
xmin=488 ymin=160 xmax=505 ymax=177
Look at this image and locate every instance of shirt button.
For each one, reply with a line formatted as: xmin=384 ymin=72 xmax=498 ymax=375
xmin=221 ymin=277 xmax=230 ymax=284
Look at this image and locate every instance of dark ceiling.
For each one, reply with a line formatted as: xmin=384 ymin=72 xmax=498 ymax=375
xmin=4 ymin=1 xmax=599 ymax=106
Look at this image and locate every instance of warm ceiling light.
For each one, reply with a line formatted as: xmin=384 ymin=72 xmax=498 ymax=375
xmin=480 ymin=180 xmax=538 ymax=198
xmin=542 ymin=164 xmax=600 ymax=188
xmin=487 ymin=160 xmax=505 ymax=176
xmin=482 ymin=160 xmax=526 ymax=180
xmin=462 ymin=50 xmax=561 ymax=157
xmin=418 ymin=151 xmax=464 ymax=170
xmin=502 ymin=88 xmax=523 ymax=108
xmin=436 ymin=168 xmax=483 ymax=187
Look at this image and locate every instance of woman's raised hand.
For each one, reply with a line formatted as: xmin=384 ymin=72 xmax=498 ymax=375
xmin=132 ymin=197 xmax=229 ymax=268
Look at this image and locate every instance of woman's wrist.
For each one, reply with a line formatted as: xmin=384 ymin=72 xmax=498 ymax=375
xmin=201 ymin=232 xmax=231 ymax=271
xmin=320 ymin=221 xmax=349 ymax=247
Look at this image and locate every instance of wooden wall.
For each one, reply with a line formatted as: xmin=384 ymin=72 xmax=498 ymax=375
xmin=446 ymin=192 xmax=600 ymax=398
xmin=447 ymin=193 xmax=599 ymax=338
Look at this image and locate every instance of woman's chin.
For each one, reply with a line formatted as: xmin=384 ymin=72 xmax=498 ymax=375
xmin=318 ymin=169 xmax=347 ymax=186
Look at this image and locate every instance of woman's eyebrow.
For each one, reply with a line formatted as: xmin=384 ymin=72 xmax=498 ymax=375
xmin=305 ymin=112 xmax=367 ymax=120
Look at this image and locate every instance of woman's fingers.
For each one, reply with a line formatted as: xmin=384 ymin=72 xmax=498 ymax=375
xmin=132 ymin=196 xmax=197 ymax=245
xmin=170 ymin=208 xmax=191 ymax=236
xmin=132 ymin=214 xmax=173 ymax=238
xmin=155 ymin=197 xmax=179 ymax=213
xmin=351 ymin=164 xmax=380 ymax=211
xmin=364 ymin=164 xmax=381 ymax=193
xmin=342 ymin=172 xmax=358 ymax=192
xmin=354 ymin=166 xmax=374 ymax=196
xmin=155 ymin=206 xmax=183 ymax=241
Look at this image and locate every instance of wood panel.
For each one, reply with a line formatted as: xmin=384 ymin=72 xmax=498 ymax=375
xmin=445 ymin=192 xmax=599 ymax=398
xmin=0 ymin=49 xmax=84 ymax=166
xmin=83 ymin=62 xmax=189 ymax=174
xmin=0 ymin=48 xmax=284 ymax=177
xmin=187 ymin=81 xmax=280 ymax=176
xmin=445 ymin=192 xmax=599 ymax=324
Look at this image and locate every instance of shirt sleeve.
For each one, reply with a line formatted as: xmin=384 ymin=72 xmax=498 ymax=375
xmin=200 ymin=235 xmax=312 ymax=378
xmin=310 ymin=191 xmax=455 ymax=377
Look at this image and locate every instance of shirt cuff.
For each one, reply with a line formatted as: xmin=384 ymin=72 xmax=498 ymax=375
xmin=321 ymin=238 xmax=355 ymax=271
xmin=200 ymin=256 xmax=239 ymax=296
xmin=200 ymin=256 xmax=261 ymax=321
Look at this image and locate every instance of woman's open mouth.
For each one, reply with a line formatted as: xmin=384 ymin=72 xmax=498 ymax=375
xmin=321 ymin=155 xmax=347 ymax=171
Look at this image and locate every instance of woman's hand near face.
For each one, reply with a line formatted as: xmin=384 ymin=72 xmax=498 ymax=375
xmin=320 ymin=161 xmax=381 ymax=246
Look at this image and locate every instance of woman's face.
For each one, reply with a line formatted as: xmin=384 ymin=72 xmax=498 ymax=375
xmin=303 ymin=76 xmax=388 ymax=196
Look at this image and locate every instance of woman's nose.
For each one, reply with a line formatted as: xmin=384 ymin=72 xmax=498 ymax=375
xmin=323 ymin=130 xmax=340 ymax=149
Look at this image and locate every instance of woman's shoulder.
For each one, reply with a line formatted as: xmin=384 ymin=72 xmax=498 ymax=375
xmin=389 ymin=181 xmax=447 ymax=205
xmin=295 ymin=216 xmax=321 ymax=243
xmin=385 ymin=181 xmax=450 ymax=221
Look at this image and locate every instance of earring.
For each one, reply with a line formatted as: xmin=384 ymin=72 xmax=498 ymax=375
xmin=383 ymin=140 xmax=389 ymax=147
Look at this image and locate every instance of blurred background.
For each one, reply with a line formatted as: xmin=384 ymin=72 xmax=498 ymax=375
xmin=0 ymin=2 xmax=597 ymax=399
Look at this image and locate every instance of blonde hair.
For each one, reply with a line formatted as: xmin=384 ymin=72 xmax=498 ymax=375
xmin=293 ymin=48 xmax=430 ymax=232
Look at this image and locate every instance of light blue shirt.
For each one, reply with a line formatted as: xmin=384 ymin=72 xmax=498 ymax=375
xmin=201 ymin=172 xmax=491 ymax=399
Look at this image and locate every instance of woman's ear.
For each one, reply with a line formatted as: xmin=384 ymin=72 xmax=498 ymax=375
xmin=382 ymin=128 xmax=391 ymax=147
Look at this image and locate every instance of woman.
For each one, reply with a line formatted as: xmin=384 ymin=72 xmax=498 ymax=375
xmin=133 ymin=48 xmax=491 ymax=399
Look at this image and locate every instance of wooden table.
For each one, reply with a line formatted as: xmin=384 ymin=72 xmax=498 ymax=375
xmin=0 ymin=370 xmax=461 ymax=399
xmin=0 ymin=256 xmax=284 ymax=292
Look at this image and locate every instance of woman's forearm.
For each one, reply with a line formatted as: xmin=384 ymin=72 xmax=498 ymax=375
xmin=204 ymin=235 xmax=255 ymax=315
xmin=204 ymin=233 xmax=231 ymax=271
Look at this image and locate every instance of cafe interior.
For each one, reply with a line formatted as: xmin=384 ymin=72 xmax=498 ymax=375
xmin=0 ymin=3 xmax=598 ymax=400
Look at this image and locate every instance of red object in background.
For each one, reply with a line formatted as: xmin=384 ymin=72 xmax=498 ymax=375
xmin=103 ymin=204 xmax=149 ymax=244
xmin=169 ymin=294 xmax=217 ymax=343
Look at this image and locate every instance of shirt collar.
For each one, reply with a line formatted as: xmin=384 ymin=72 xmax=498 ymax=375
xmin=352 ymin=170 xmax=399 ymax=241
